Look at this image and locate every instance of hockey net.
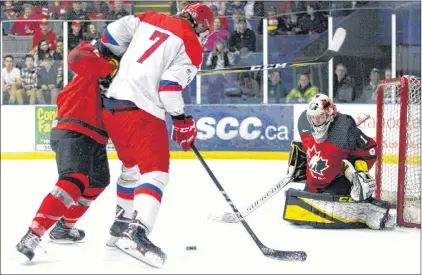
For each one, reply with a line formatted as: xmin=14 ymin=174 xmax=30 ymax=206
xmin=375 ymin=76 xmax=421 ymax=228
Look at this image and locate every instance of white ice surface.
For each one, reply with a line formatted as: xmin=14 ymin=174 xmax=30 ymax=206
xmin=1 ymin=159 xmax=420 ymax=274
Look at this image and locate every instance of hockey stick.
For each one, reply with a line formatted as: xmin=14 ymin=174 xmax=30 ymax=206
xmin=209 ymin=113 xmax=372 ymax=223
xmin=198 ymin=27 xmax=347 ymax=76
xmin=191 ymin=144 xmax=307 ymax=262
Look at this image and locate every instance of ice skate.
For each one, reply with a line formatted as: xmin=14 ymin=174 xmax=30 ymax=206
xmin=16 ymin=230 xmax=41 ymax=261
xmin=106 ymin=205 xmax=131 ymax=247
xmin=49 ymin=218 xmax=85 ymax=243
xmin=115 ymin=220 xmax=166 ymax=268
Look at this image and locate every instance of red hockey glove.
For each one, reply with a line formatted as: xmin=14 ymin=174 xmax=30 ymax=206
xmin=171 ymin=116 xmax=197 ymax=152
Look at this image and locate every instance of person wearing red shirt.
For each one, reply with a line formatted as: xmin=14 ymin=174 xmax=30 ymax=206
xmin=16 ymin=41 xmax=119 ymax=262
xmin=32 ymin=18 xmax=57 ymax=51
xmin=10 ymin=3 xmax=39 ymax=36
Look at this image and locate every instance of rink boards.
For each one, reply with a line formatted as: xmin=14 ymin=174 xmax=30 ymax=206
xmin=0 ymin=103 xmax=397 ymax=160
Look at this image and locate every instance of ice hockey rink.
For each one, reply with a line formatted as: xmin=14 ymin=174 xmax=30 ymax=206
xmin=1 ymin=159 xmax=420 ymax=274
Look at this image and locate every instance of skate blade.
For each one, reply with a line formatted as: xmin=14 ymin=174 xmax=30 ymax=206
xmin=106 ymin=236 xmax=119 ymax=247
xmin=115 ymin=237 xmax=165 ymax=268
xmin=48 ymin=237 xmax=84 ymax=245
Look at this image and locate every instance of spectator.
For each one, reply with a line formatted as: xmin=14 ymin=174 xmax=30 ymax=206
xmin=106 ymin=0 xmax=129 ymax=21
xmin=65 ymin=1 xmax=90 ymax=32
xmin=53 ymin=39 xmax=64 ymax=62
xmin=21 ymin=54 xmax=38 ymax=104
xmin=284 ymin=11 xmax=303 ymax=35
xmin=268 ymin=71 xmax=288 ymax=103
xmin=286 ymin=73 xmax=319 ymax=103
xmin=83 ymin=23 xmax=99 ymax=41
xmin=360 ymin=68 xmax=380 ymax=102
xmin=384 ymin=68 xmax=392 ymax=79
xmin=37 ymin=53 xmax=60 ymax=104
xmin=232 ymin=10 xmax=252 ymax=31
xmin=2 ymin=55 xmax=23 ymax=105
xmin=34 ymin=40 xmax=55 ymax=67
xmin=209 ymin=5 xmax=228 ymax=30
xmin=1 ymin=2 xmax=15 ymax=36
xmin=86 ymin=0 xmax=109 ymax=19
xmin=10 ymin=3 xmax=38 ymax=36
xmin=204 ymin=1 xmax=226 ymax=15
xmin=237 ymin=72 xmax=259 ymax=101
xmin=68 ymin=21 xmax=83 ymax=50
xmin=206 ymin=40 xmax=235 ymax=70
xmin=228 ymin=18 xmax=256 ymax=52
xmin=237 ymin=47 xmax=257 ymax=66
xmin=204 ymin=18 xmax=230 ymax=52
xmin=290 ymin=1 xmax=307 ymax=18
xmin=49 ymin=1 xmax=69 ymax=19
xmin=32 ymin=18 xmax=57 ymax=51
xmin=225 ymin=1 xmax=246 ymax=16
xmin=300 ymin=2 xmax=328 ymax=34
xmin=258 ymin=6 xmax=287 ymax=35
xmin=333 ymin=63 xmax=355 ymax=102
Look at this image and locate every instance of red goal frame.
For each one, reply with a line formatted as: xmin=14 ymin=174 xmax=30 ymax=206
xmin=375 ymin=76 xmax=421 ymax=228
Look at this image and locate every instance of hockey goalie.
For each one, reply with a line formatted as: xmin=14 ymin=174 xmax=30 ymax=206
xmin=283 ymin=94 xmax=395 ymax=230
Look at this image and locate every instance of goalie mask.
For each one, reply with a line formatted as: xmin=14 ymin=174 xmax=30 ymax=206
xmin=181 ymin=3 xmax=214 ymax=45
xmin=306 ymin=94 xmax=337 ymax=143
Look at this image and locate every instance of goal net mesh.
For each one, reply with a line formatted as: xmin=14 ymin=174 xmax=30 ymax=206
xmin=377 ymin=76 xmax=421 ymax=226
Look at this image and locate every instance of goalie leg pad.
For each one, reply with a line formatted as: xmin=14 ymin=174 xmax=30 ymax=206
xmin=283 ymin=189 xmax=392 ymax=229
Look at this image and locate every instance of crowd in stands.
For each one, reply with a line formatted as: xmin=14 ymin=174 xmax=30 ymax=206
xmin=1 ymin=0 xmax=131 ymax=104
xmin=1 ymin=1 xmax=394 ymax=105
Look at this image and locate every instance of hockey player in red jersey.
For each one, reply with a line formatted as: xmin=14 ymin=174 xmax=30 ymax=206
xmin=16 ymin=41 xmax=119 ymax=261
xmin=283 ymin=94 xmax=395 ymax=229
xmin=98 ymin=4 xmax=214 ymax=267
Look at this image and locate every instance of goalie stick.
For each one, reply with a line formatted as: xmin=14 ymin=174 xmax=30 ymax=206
xmin=192 ymin=144 xmax=307 ymax=262
xmin=209 ymin=113 xmax=371 ymax=223
xmin=198 ymin=27 xmax=347 ymax=76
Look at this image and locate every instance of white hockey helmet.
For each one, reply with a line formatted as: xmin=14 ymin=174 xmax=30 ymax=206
xmin=306 ymin=94 xmax=337 ymax=143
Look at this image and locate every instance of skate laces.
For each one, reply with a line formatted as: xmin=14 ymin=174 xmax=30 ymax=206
xmin=22 ymin=232 xmax=40 ymax=250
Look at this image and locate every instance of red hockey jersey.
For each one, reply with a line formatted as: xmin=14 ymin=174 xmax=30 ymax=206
xmin=53 ymin=41 xmax=115 ymax=144
xmin=298 ymin=111 xmax=377 ymax=193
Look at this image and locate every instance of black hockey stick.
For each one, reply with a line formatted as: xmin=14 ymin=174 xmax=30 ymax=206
xmin=198 ymin=27 xmax=347 ymax=76
xmin=191 ymin=144 xmax=307 ymax=262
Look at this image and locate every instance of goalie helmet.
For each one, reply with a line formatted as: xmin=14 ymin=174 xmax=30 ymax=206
xmin=306 ymin=94 xmax=337 ymax=143
xmin=181 ymin=3 xmax=214 ymax=44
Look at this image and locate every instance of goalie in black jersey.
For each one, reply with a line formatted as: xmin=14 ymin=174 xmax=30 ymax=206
xmin=283 ymin=94 xmax=395 ymax=230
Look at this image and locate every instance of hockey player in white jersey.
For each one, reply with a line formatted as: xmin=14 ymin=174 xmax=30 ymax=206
xmin=99 ymin=3 xmax=214 ymax=267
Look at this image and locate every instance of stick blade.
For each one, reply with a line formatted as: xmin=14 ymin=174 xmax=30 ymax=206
xmin=261 ymin=247 xmax=307 ymax=262
xmin=328 ymin=27 xmax=347 ymax=52
xmin=208 ymin=212 xmax=239 ymax=223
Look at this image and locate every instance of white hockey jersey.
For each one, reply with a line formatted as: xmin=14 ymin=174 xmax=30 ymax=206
xmin=101 ymin=12 xmax=203 ymax=120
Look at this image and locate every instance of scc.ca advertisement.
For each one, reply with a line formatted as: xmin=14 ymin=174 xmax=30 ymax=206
xmin=34 ymin=105 xmax=295 ymax=152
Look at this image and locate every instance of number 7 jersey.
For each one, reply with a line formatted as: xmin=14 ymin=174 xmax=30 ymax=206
xmin=101 ymin=12 xmax=203 ymax=120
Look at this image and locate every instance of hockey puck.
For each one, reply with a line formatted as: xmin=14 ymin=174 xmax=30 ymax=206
xmin=186 ymin=246 xmax=197 ymax=251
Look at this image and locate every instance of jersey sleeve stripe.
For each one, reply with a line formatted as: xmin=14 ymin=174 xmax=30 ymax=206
xmin=159 ymin=80 xmax=182 ymax=92
xmin=159 ymin=80 xmax=180 ymax=86
xmin=101 ymin=27 xmax=119 ymax=46
xmin=158 ymin=86 xmax=183 ymax=92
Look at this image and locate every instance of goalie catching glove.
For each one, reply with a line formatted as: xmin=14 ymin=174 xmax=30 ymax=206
xmin=286 ymin=140 xmax=307 ymax=181
xmin=343 ymin=159 xmax=376 ymax=201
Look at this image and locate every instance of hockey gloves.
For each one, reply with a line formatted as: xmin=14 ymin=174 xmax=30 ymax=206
xmin=99 ymin=58 xmax=120 ymax=92
xmin=171 ymin=116 xmax=197 ymax=151
xmin=343 ymin=160 xmax=376 ymax=201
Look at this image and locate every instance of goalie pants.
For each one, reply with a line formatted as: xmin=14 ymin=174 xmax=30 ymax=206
xmin=304 ymin=176 xmax=352 ymax=195
xmin=101 ymin=97 xmax=170 ymax=232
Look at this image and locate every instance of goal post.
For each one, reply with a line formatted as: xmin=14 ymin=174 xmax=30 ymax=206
xmin=375 ymin=76 xmax=421 ymax=228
